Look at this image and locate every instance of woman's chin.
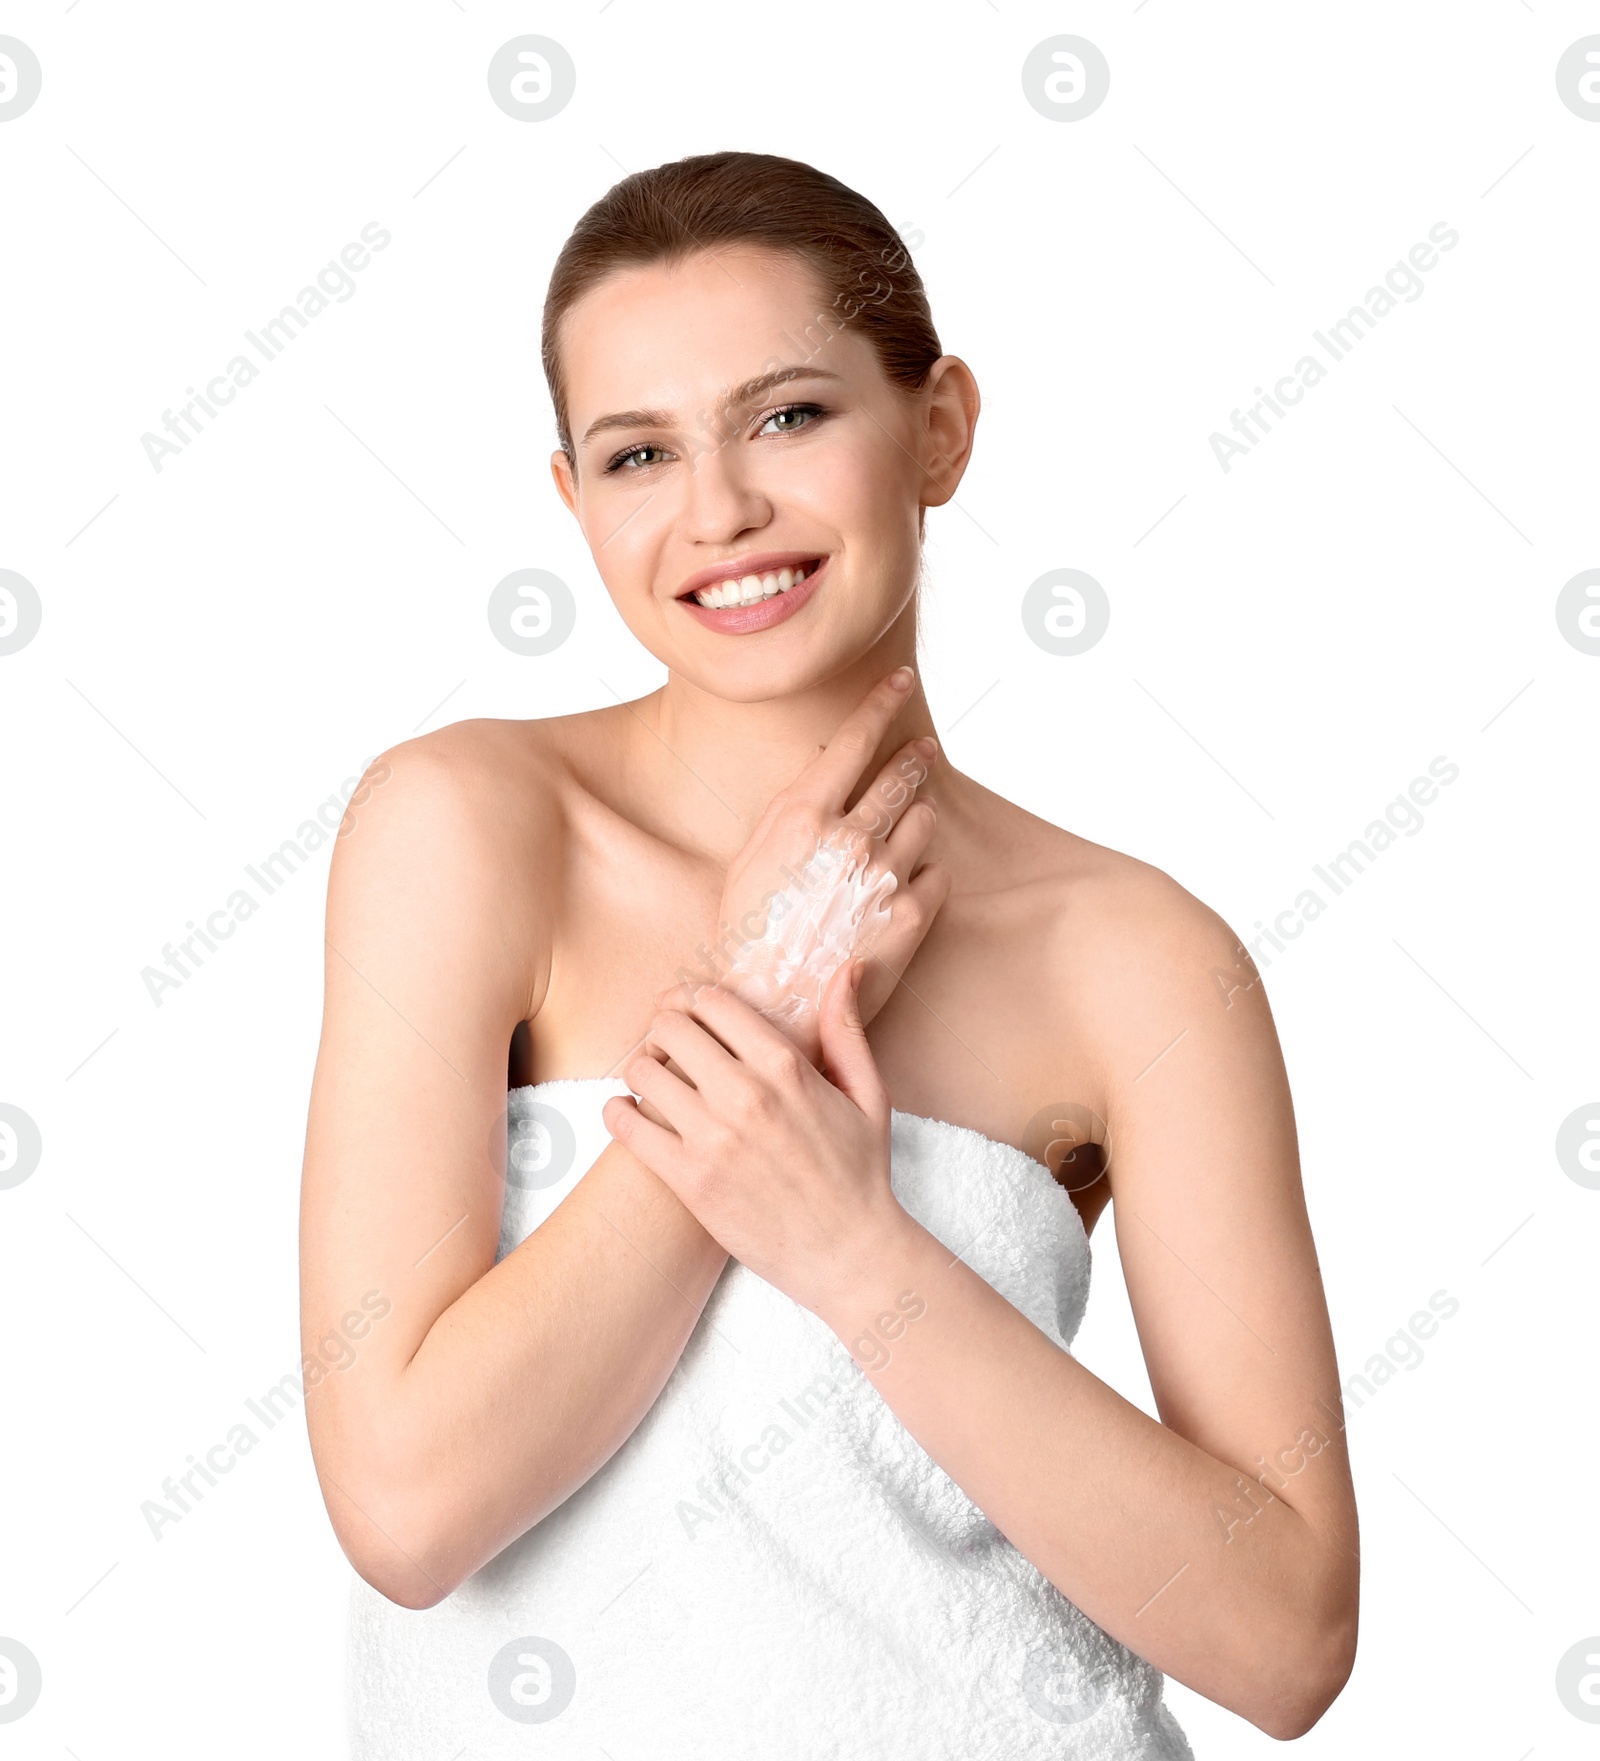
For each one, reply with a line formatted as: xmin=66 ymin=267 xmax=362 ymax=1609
xmin=669 ymin=650 xmax=850 ymax=704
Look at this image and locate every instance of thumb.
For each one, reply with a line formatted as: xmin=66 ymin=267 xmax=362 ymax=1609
xmin=819 ymin=957 xmax=887 ymax=1116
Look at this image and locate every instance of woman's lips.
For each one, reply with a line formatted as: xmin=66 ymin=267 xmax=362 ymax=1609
xmin=676 ymin=556 xmax=828 ymax=634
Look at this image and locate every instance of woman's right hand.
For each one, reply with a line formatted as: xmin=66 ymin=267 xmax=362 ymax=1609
xmin=693 ymin=666 xmax=951 ymax=1063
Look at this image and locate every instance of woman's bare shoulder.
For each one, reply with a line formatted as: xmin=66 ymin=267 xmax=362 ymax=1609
xmin=349 ymin=705 xmax=629 ymax=857
xmin=325 ymin=709 xmax=634 ymax=992
xmin=959 ymin=778 xmax=1253 ymax=1015
xmin=952 ymin=788 xmax=1274 ymax=1161
xmin=319 ymin=704 xmax=641 ymax=1024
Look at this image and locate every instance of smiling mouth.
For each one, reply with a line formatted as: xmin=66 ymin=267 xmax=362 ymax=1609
xmin=679 ymin=559 xmax=823 ymax=610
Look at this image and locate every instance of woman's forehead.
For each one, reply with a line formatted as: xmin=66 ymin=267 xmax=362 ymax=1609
xmin=561 ymin=247 xmax=876 ymax=429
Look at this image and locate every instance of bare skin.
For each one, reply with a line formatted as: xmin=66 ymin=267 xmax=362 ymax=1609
xmin=300 ymin=243 xmax=1357 ymax=1742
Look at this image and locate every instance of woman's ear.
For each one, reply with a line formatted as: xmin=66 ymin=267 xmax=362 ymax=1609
xmin=918 ymin=356 xmax=981 ymax=511
xmin=550 ymin=449 xmax=579 ymax=518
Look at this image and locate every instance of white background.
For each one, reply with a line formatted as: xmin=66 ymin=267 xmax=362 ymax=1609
xmin=2 ymin=2 xmax=1596 ymax=1755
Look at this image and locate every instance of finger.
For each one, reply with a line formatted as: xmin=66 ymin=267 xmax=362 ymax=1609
xmin=655 ymin=975 xmax=708 ymax=1013
xmin=602 ymin=1092 xmax=688 ymax=1182
xmin=687 ymin=983 xmax=813 ymax=1080
xmin=818 ymin=959 xmax=888 ymax=1119
xmin=830 ymin=802 xmax=934 ymax=963
xmin=878 ymin=858 xmax=952 ymax=960
xmin=786 ymin=668 xmax=917 ymax=815
xmin=618 ymin=1026 xmax=686 ymax=1103
xmin=845 ymin=737 xmax=939 ymax=842
xmin=857 ymin=861 xmax=951 ymax=1026
xmin=646 ymin=1008 xmax=742 ymax=1099
xmin=879 ymin=794 xmax=938 ymax=880
xmin=622 ymin=1046 xmax=705 ymax=1136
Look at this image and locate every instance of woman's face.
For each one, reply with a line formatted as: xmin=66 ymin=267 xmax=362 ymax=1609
xmin=550 ymin=244 xmax=975 ymax=702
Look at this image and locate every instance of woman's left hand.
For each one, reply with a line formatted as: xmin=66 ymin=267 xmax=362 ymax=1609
xmin=602 ymin=959 xmax=909 ymax=1314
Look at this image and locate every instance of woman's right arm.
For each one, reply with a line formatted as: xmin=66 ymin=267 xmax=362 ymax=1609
xmin=300 ymin=675 xmax=943 ymax=1610
xmin=299 ymin=732 xmax=730 ymax=1609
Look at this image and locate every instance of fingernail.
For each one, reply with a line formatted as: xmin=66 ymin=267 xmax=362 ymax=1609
xmin=915 ymin=736 xmax=938 ymax=759
xmin=888 ymin=666 xmax=914 ymax=689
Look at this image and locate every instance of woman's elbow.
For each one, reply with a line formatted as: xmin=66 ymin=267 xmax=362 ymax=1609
xmin=1249 ymin=1603 xmax=1358 ymax=1740
xmin=355 ymin=1551 xmax=457 ymax=1612
xmin=338 ymin=1501 xmax=467 ymax=1609
xmin=315 ymin=1453 xmax=468 ymax=1611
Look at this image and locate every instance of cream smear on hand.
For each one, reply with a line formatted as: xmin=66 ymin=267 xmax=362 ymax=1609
xmin=723 ymin=828 xmax=896 ymax=1032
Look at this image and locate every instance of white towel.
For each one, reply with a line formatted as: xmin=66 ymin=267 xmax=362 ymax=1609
xmin=347 ymin=1078 xmax=1194 ymax=1759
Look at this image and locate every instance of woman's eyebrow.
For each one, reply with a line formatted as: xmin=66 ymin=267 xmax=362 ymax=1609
xmin=580 ymin=365 xmax=844 ymax=447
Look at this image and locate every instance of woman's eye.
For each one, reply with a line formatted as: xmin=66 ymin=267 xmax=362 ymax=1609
xmin=606 ymin=443 xmax=670 ymax=474
xmin=604 ymin=404 xmax=824 ymax=473
xmin=760 ymin=403 xmax=823 ymax=436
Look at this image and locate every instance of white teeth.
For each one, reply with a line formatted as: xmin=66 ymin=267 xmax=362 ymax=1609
xmin=692 ymin=560 xmax=817 ymax=608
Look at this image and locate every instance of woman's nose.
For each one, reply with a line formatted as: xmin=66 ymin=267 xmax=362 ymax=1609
xmin=676 ymin=430 xmax=772 ymax=541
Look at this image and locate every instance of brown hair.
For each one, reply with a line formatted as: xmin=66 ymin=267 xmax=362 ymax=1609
xmin=541 ymin=150 xmax=942 ymax=466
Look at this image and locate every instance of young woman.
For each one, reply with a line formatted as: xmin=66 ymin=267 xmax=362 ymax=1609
xmin=300 ymin=151 xmax=1358 ymax=1756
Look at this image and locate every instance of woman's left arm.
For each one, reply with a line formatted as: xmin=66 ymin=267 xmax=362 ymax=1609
xmin=605 ymin=884 xmax=1358 ymax=1742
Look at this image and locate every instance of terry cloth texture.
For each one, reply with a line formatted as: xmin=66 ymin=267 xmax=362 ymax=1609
xmin=347 ymin=1078 xmax=1195 ymax=1760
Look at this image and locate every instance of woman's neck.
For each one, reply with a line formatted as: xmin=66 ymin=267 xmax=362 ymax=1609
xmin=627 ymin=662 xmax=944 ymax=864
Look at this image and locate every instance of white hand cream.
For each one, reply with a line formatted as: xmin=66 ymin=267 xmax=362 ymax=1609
xmin=723 ymin=828 xmax=896 ymax=1032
